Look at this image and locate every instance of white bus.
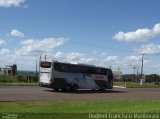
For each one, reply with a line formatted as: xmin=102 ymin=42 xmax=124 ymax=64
xmin=39 ymin=60 xmax=114 ymax=91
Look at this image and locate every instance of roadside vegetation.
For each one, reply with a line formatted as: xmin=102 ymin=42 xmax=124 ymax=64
xmin=114 ymin=82 xmax=160 ymax=88
xmin=0 ymin=74 xmax=38 ymax=86
xmin=114 ymin=74 xmax=160 ymax=88
xmin=120 ymin=74 xmax=160 ymax=83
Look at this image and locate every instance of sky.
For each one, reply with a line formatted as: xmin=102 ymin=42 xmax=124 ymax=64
xmin=0 ymin=0 xmax=160 ymax=74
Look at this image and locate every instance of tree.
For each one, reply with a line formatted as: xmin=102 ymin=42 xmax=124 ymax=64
xmin=145 ymin=74 xmax=160 ymax=83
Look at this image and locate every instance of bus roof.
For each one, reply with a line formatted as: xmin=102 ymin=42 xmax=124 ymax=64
xmin=52 ymin=60 xmax=108 ymax=69
xmin=40 ymin=60 xmax=108 ymax=69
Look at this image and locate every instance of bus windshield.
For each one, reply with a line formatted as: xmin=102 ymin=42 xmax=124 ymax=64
xmin=41 ymin=61 xmax=52 ymax=68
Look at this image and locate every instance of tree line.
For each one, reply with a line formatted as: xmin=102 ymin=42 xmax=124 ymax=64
xmin=117 ymin=74 xmax=160 ymax=84
xmin=0 ymin=74 xmax=38 ymax=83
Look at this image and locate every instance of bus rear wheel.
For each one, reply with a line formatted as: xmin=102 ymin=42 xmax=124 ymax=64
xmin=72 ymin=84 xmax=78 ymax=92
xmin=99 ymin=85 xmax=106 ymax=91
xmin=63 ymin=84 xmax=72 ymax=92
xmin=54 ymin=88 xmax=59 ymax=92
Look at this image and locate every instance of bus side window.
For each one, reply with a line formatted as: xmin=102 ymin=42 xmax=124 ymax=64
xmin=62 ymin=65 xmax=67 ymax=72
xmin=55 ymin=63 xmax=66 ymax=72
xmin=96 ymin=69 xmax=101 ymax=74
xmin=101 ymin=69 xmax=106 ymax=75
xmin=54 ymin=63 xmax=59 ymax=71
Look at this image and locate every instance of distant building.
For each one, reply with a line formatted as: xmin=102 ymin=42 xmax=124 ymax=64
xmin=0 ymin=64 xmax=17 ymax=76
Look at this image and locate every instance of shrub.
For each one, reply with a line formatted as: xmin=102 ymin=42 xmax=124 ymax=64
xmin=0 ymin=75 xmax=17 ymax=82
xmin=16 ymin=75 xmax=26 ymax=82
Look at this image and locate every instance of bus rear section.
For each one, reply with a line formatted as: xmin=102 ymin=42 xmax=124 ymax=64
xmin=107 ymin=68 xmax=114 ymax=89
xmin=39 ymin=61 xmax=52 ymax=87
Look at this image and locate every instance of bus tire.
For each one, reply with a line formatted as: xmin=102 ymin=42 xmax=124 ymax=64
xmin=65 ymin=84 xmax=72 ymax=92
xmin=72 ymin=84 xmax=78 ymax=92
xmin=99 ymin=85 xmax=106 ymax=91
xmin=101 ymin=86 xmax=106 ymax=91
xmin=108 ymin=82 xmax=113 ymax=89
xmin=54 ymin=88 xmax=59 ymax=92
xmin=39 ymin=83 xmax=42 ymax=87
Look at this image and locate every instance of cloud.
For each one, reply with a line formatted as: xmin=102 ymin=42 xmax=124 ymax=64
xmin=0 ymin=48 xmax=10 ymax=55
xmin=113 ymin=23 xmax=160 ymax=42
xmin=0 ymin=48 xmax=14 ymax=67
xmin=0 ymin=39 xmax=6 ymax=45
xmin=0 ymin=32 xmax=151 ymax=72
xmin=15 ymin=37 xmax=68 ymax=56
xmin=135 ymin=43 xmax=160 ymax=55
xmin=54 ymin=51 xmax=94 ymax=64
xmin=0 ymin=46 xmax=151 ymax=73
xmin=0 ymin=0 xmax=26 ymax=7
xmin=0 ymin=37 xmax=68 ymax=70
xmin=10 ymin=29 xmax=24 ymax=37
xmin=124 ymin=55 xmax=140 ymax=61
xmin=102 ymin=55 xmax=141 ymax=69
xmin=104 ymin=56 xmax=118 ymax=62
xmin=123 ymin=56 xmax=140 ymax=66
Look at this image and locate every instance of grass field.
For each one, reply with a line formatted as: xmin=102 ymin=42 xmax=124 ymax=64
xmin=0 ymin=82 xmax=38 ymax=86
xmin=0 ymin=100 xmax=160 ymax=119
xmin=114 ymin=82 xmax=160 ymax=88
xmin=0 ymin=100 xmax=160 ymax=113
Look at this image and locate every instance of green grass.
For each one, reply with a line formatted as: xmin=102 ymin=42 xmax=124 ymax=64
xmin=114 ymin=82 xmax=160 ymax=88
xmin=0 ymin=100 xmax=159 ymax=119
xmin=0 ymin=100 xmax=159 ymax=113
xmin=0 ymin=82 xmax=38 ymax=86
xmin=0 ymin=76 xmax=17 ymax=82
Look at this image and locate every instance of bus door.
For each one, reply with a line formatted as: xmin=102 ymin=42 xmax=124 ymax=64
xmin=39 ymin=61 xmax=52 ymax=84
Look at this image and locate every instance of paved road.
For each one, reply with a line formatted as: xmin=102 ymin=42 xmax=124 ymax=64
xmin=0 ymin=86 xmax=160 ymax=102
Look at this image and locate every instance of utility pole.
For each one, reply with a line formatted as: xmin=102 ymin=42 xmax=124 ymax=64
xmin=117 ymin=67 xmax=120 ymax=82
xmin=45 ymin=55 xmax=46 ymax=60
xmin=36 ymin=60 xmax=38 ymax=75
xmin=118 ymin=67 xmax=120 ymax=72
xmin=137 ymin=66 xmax=139 ymax=82
xmin=137 ymin=66 xmax=139 ymax=76
xmin=133 ymin=66 xmax=136 ymax=75
xmin=39 ymin=55 xmax=41 ymax=75
xmin=140 ymin=54 xmax=144 ymax=85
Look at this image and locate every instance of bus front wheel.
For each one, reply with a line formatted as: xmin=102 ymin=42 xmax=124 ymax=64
xmin=63 ymin=84 xmax=72 ymax=92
